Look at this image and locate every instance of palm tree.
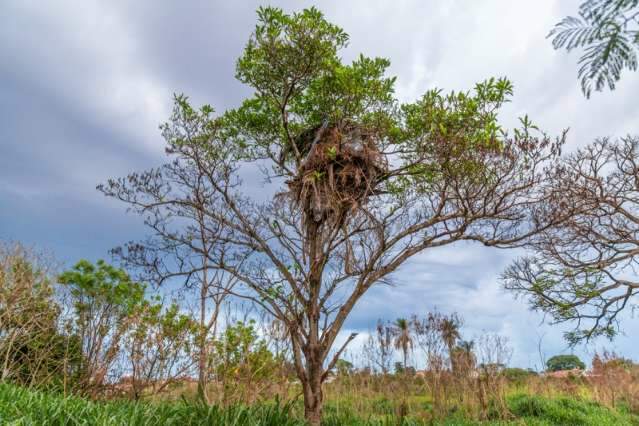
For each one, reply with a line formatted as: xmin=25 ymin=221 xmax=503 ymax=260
xmin=439 ymin=316 xmax=461 ymax=370
xmin=392 ymin=318 xmax=413 ymax=371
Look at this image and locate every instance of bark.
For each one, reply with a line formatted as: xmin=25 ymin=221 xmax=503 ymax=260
xmin=197 ymin=272 xmax=210 ymax=404
xmin=302 ymin=346 xmax=324 ymax=426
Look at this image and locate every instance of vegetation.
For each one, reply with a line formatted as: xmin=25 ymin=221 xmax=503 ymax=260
xmin=503 ymin=137 xmax=639 ymax=344
xmin=2 ymin=381 xmax=638 ymax=426
xmin=99 ymin=6 xmax=570 ymax=423
xmin=546 ymin=355 xmax=586 ymax=372
xmin=550 ymin=0 xmax=639 ymax=97
xmin=2 ymin=4 xmax=639 ymax=425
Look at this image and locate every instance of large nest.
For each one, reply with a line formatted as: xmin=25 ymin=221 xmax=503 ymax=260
xmin=286 ymin=123 xmax=388 ymax=235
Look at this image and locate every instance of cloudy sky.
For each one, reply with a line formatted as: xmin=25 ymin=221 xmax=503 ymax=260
xmin=2 ymin=0 xmax=638 ymax=369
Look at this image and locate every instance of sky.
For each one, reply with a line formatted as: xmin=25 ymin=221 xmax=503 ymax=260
xmin=2 ymin=0 xmax=638 ymax=369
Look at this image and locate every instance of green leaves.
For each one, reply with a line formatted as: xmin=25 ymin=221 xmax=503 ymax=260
xmin=292 ymin=54 xmax=396 ymax=125
xmin=549 ymin=0 xmax=639 ymax=97
xmin=58 ymin=259 xmax=146 ymax=315
xmin=236 ymin=7 xmax=348 ymax=103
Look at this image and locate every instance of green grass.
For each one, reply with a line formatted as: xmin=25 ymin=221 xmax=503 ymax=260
xmin=0 ymin=383 xmax=301 ymax=426
xmin=1 ymin=383 xmax=637 ymax=425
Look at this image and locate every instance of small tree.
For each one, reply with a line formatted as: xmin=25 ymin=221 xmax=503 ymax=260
xmin=124 ymin=302 xmax=198 ymax=400
xmin=334 ymin=358 xmax=354 ymax=376
xmin=0 ymin=242 xmax=81 ymax=389
xmin=212 ymin=320 xmax=281 ymax=404
xmin=546 ymin=354 xmax=586 ymax=372
xmin=392 ymin=318 xmax=413 ymax=371
xmin=363 ymin=320 xmax=393 ymax=374
xmin=58 ymin=260 xmax=146 ymax=395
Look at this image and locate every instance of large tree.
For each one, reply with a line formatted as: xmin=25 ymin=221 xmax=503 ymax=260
xmin=102 ymin=7 xmax=567 ymax=423
xmin=504 ymin=137 xmax=639 ymax=344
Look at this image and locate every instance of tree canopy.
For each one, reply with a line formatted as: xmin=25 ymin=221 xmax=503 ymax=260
xmin=546 ymin=354 xmax=586 ymax=372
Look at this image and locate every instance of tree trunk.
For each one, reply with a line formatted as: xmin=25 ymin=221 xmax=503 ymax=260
xmin=302 ymin=368 xmax=323 ymax=426
xmin=301 ymin=336 xmax=325 ymax=426
xmin=197 ymin=278 xmax=210 ymax=404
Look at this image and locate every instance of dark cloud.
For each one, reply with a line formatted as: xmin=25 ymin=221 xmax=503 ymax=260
xmin=1 ymin=0 xmax=638 ymax=367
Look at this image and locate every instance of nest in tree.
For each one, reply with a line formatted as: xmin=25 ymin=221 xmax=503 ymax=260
xmin=286 ymin=123 xmax=388 ymax=233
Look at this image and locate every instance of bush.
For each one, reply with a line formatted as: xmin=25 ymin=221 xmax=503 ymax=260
xmin=502 ymin=367 xmax=536 ymax=383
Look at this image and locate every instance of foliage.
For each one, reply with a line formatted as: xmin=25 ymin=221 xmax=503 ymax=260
xmin=508 ymin=393 xmax=637 ymax=425
xmin=0 ymin=242 xmax=82 ymax=389
xmin=0 ymin=382 xmax=301 ymax=426
xmin=549 ymin=0 xmax=639 ymax=97
xmin=503 ymin=137 xmax=639 ymax=344
xmin=546 ymin=354 xmax=586 ymax=372
xmin=58 ymin=260 xmax=147 ymax=393
xmin=502 ymin=368 xmax=537 ymax=383
xmin=124 ymin=302 xmax=199 ymax=399
xmin=212 ymin=320 xmax=282 ymax=404
xmin=335 ymin=359 xmax=354 ymax=376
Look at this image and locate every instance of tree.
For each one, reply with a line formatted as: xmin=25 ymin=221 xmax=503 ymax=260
xmin=439 ymin=315 xmax=462 ymax=370
xmin=123 ymin=302 xmax=198 ymax=400
xmin=102 ymin=7 xmax=567 ymax=423
xmin=453 ymin=340 xmax=476 ymax=372
xmin=334 ymin=358 xmax=354 ymax=376
xmin=503 ymin=137 xmax=639 ymax=344
xmin=0 ymin=242 xmax=81 ymax=389
xmin=546 ymin=354 xmax=586 ymax=372
xmin=363 ymin=320 xmax=393 ymax=374
xmin=549 ymin=0 xmax=639 ymax=97
xmin=58 ymin=260 xmax=146 ymax=395
xmin=392 ymin=318 xmax=413 ymax=371
xmin=99 ymin=121 xmax=238 ymax=404
xmin=212 ymin=320 xmax=281 ymax=404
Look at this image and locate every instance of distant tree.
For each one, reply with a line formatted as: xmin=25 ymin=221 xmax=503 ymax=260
xmin=392 ymin=318 xmax=413 ymax=371
xmin=334 ymin=359 xmax=354 ymax=376
xmin=502 ymin=367 xmax=536 ymax=383
xmin=439 ymin=315 xmax=462 ymax=370
xmin=546 ymin=354 xmax=586 ymax=372
xmin=363 ymin=320 xmax=393 ymax=374
xmin=412 ymin=312 xmax=447 ymax=373
xmin=452 ymin=340 xmax=476 ymax=372
xmin=503 ymin=137 xmax=639 ymax=344
xmin=549 ymin=0 xmax=639 ymax=97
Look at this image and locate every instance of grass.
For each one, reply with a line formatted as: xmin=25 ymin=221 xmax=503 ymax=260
xmin=1 ymin=383 xmax=638 ymax=425
xmin=0 ymin=383 xmax=301 ymax=426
